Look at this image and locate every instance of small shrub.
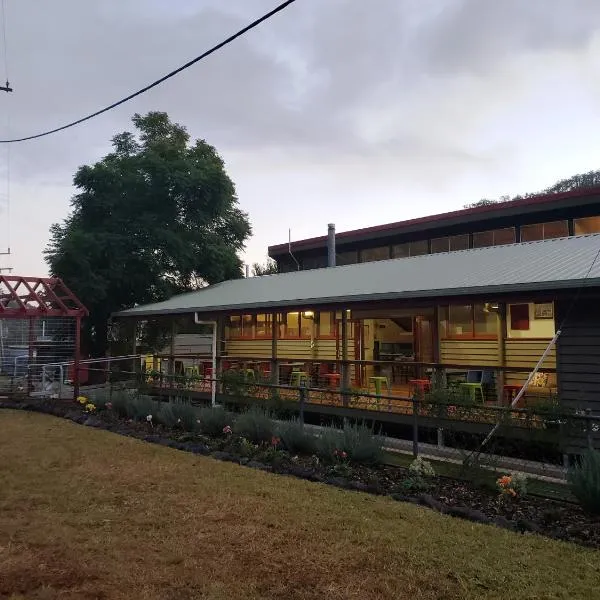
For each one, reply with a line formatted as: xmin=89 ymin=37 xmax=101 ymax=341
xmin=460 ymin=452 xmax=498 ymax=492
xmin=400 ymin=476 xmax=431 ymax=493
xmin=326 ymin=463 xmax=353 ymax=479
xmin=341 ymin=422 xmax=384 ymax=466
xmin=400 ymin=457 xmax=436 ymax=493
xmin=315 ymin=427 xmax=345 ymax=463
xmin=110 ymin=389 xmax=136 ymax=419
xmin=131 ymin=395 xmax=160 ymax=422
xmin=254 ymin=446 xmax=288 ymax=465
xmin=316 ymin=422 xmax=384 ymax=466
xmin=409 ymin=457 xmax=436 ymax=478
xmin=276 ymin=420 xmax=317 ymax=455
xmin=568 ymin=450 xmax=600 ymax=515
xmin=156 ymin=401 xmax=200 ymax=431
xmin=198 ymin=406 xmax=234 ymax=437
xmin=220 ymin=369 xmax=247 ymax=396
xmin=234 ymin=406 xmax=274 ymax=444
xmin=496 ymin=473 xmax=528 ymax=499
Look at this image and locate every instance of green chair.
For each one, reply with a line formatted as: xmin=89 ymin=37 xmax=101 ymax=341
xmin=459 ymin=369 xmax=493 ymax=403
xmin=290 ymin=370 xmax=309 ymax=387
xmin=243 ymin=368 xmax=256 ymax=383
xmin=368 ymin=376 xmax=390 ymax=410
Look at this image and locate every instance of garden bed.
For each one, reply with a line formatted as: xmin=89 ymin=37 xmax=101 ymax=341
xmin=1 ymin=396 xmax=599 ymax=550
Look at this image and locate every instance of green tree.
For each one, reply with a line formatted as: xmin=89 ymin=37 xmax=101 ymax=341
xmin=463 ymin=198 xmax=498 ymax=209
xmin=543 ymin=169 xmax=600 ymax=194
xmin=252 ymin=258 xmax=278 ymax=276
xmin=46 ymin=112 xmax=251 ymax=356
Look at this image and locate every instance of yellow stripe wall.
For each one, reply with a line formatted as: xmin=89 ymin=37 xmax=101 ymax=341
xmin=225 ymin=338 xmax=354 ymax=360
xmin=440 ymin=339 xmax=499 ymax=366
xmin=505 ymin=339 xmax=556 ymax=386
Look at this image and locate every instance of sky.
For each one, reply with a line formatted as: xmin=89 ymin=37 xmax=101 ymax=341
xmin=1 ymin=0 xmax=600 ymax=275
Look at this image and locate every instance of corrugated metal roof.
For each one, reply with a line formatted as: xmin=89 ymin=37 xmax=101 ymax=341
xmin=115 ymin=234 xmax=600 ymax=317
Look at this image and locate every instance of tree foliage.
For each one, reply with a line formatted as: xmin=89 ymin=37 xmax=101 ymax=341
xmin=252 ymin=258 xmax=278 ymax=276
xmin=543 ymin=170 xmax=600 ymax=194
xmin=464 ymin=169 xmax=600 ymax=209
xmin=46 ymin=112 xmax=251 ymax=356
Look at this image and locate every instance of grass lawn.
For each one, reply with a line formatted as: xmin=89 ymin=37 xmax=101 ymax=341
xmin=0 ymin=411 xmax=598 ymax=600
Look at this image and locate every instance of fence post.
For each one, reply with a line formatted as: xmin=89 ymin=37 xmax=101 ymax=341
xmin=299 ymin=382 xmax=306 ymax=425
xmin=586 ymin=408 xmax=593 ymax=451
xmin=412 ymin=393 xmax=419 ymax=457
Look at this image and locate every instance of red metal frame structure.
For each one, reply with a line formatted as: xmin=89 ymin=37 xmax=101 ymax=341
xmin=0 ymin=276 xmax=88 ymax=398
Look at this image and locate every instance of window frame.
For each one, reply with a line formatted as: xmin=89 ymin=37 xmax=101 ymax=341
xmin=440 ymin=304 xmax=498 ymax=340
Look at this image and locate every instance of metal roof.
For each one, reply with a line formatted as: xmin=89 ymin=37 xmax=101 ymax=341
xmin=115 ymin=234 xmax=600 ymax=318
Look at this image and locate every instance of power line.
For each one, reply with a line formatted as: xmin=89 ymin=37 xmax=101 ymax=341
xmin=0 ymin=0 xmax=297 ymax=143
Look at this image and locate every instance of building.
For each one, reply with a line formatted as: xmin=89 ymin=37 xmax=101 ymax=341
xmin=269 ymin=187 xmax=600 ymax=272
xmin=116 ymin=229 xmax=600 ymax=416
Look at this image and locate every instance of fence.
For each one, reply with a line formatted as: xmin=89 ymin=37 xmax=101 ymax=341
xmin=0 ymin=316 xmax=78 ymax=396
xmin=66 ymin=364 xmax=600 ymax=475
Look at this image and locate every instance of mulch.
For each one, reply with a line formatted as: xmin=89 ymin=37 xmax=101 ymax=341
xmin=2 ymin=397 xmax=599 ymax=549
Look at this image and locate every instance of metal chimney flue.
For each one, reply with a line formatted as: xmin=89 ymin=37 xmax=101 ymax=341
xmin=327 ymin=223 xmax=336 ymax=267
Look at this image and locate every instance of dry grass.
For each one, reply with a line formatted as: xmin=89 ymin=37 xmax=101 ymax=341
xmin=0 ymin=411 xmax=598 ymax=600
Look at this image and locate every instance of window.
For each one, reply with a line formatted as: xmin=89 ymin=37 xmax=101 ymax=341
xmin=409 ymin=240 xmax=428 ymax=256
xmin=281 ymin=311 xmax=313 ymax=338
xmin=392 ymin=240 xmax=429 ymax=258
xmin=228 ymin=315 xmax=242 ymax=338
xmin=360 ymin=246 xmax=390 ymax=262
xmin=431 ymin=234 xmax=469 ymax=253
xmin=439 ymin=304 xmax=497 ymax=339
xmin=241 ymin=314 xmax=254 ymax=338
xmin=431 ymin=237 xmax=449 ymax=254
xmin=318 ymin=311 xmax=335 ymax=338
xmin=285 ymin=312 xmax=300 ymax=337
xmin=337 ymin=251 xmax=358 ymax=266
xmin=574 ymin=216 xmax=600 ymax=235
xmin=521 ymin=221 xmax=568 ymax=242
xmin=256 ymin=314 xmax=272 ymax=337
xmin=510 ymin=304 xmax=529 ymax=331
xmin=449 ymin=234 xmax=469 ymax=251
xmin=473 ymin=303 xmax=497 ymax=337
xmin=302 ymin=255 xmax=328 ymax=270
xmin=391 ymin=243 xmax=410 ymax=258
xmin=448 ymin=305 xmax=473 ymax=337
xmin=472 ymin=227 xmax=516 ymax=248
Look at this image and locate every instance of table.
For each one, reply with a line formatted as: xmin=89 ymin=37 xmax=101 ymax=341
xmin=503 ymin=384 xmax=522 ymax=404
xmin=323 ymin=373 xmax=341 ymax=389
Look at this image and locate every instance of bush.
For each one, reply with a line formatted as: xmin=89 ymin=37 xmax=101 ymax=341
xmin=342 ymin=422 xmax=384 ymax=466
xmin=409 ymin=457 xmax=435 ymax=478
xmin=198 ymin=406 xmax=234 ymax=437
xmin=315 ymin=422 xmax=384 ymax=466
xmin=233 ymin=406 xmax=273 ymax=444
xmin=276 ymin=419 xmax=317 ymax=455
xmin=157 ymin=401 xmax=200 ymax=431
xmin=110 ymin=389 xmax=136 ymax=419
xmin=315 ymin=427 xmax=345 ymax=463
xmin=568 ymin=450 xmax=600 ymax=515
xmin=131 ymin=395 xmax=160 ymax=422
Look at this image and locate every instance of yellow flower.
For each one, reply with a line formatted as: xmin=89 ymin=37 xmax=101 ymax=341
xmin=77 ymin=395 xmax=87 ymax=405
xmin=85 ymin=403 xmax=96 ymax=412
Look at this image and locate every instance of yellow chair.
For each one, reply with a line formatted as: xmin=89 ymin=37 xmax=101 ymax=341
xmin=290 ymin=371 xmax=309 ymax=387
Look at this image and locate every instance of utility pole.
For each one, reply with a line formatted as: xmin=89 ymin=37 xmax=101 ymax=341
xmin=0 ymin=80 xmax=12 ymax=92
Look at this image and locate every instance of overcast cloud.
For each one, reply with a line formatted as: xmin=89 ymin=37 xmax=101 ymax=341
xmin=1 ymin=0 xmax=600 ymax=275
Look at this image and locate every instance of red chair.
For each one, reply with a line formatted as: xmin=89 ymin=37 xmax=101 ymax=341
xmin=409 ymin=379 xmax=431 ymax=396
